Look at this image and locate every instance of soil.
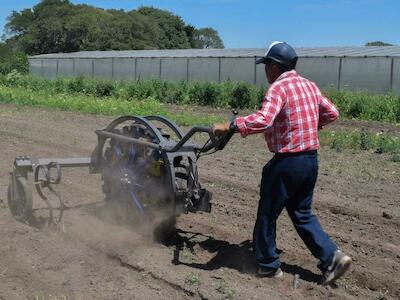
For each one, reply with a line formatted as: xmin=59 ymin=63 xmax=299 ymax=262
xmin=0 ymin=104 xmax=399 ymax=300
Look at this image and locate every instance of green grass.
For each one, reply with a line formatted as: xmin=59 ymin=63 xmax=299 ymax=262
xmin=0 ymin=76 xmax=399 ymax=161
xmin=319 ymin=128 xmax=400 ymax=161
xmin=0 ymin=85 xmax=223 ymax=126
xmin=0 ymin=73 xmax=265 ymax=110
xmin=3 ymin=73 xmax=399 ymax=123
xmin=325 ymin=89 xmax=400 ymax=123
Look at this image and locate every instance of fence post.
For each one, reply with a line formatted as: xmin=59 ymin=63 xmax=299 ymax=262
xmin=159 ymin=59 xmax=162 ymax=80
xmin=390 ymin=57 xmax=394 ymax=92
xmin=111 ymin=58 xmax=115 ymax=79
xmin=186 ymin=58 xmax=190 ymax=83
xmin=218 ymin=57 xmax=221 ymax=83
xmin=254 ymin=57 xmax=257 ymax=85
xmin=72 ymin=59 xmax=76 ymax=76
xmin=337 ymin=57 xmax=342 ymax=91
xmin=134 ymin=58 xmax=137 ymax=80
xmin=56 ymin=59 xmax=59 ymax=78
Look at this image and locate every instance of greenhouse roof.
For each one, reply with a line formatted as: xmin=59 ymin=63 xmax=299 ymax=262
xmin=30 ymin=46 xmax=400 ymax=59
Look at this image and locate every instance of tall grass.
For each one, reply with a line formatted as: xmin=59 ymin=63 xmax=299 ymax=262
xmin=0 ymin=85 xmax=223 ymax=126
xmin=325 ymin=90 xmax=400 ymax=123
xmin=1 ymin=73 xmax=400 ymax=123
xmin=319 ymin=128 xmax=400 ymax=162
xmin=0 ymin=79 xmax=398 ymax=161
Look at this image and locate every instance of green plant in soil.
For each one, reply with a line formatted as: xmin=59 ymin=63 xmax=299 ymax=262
xmin=185 ymin=272 xmax=201 ymax=286
xmin=216 ymin=277 xmax=236 ymax=299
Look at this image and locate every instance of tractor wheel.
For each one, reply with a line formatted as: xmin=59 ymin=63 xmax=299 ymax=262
xmin=7 ymin=176 xmax=33 ymax=222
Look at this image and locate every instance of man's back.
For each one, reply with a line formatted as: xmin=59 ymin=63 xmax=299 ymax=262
xmin=236 ymin=70 xmax=339 ymax=153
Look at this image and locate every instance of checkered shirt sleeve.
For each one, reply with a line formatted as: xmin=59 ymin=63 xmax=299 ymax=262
xmin=235 ymin=84 xmax=285 ymax=138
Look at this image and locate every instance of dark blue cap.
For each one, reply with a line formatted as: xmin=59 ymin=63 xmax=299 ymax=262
xmin=256 ymin=41 xmax=298 ymax=65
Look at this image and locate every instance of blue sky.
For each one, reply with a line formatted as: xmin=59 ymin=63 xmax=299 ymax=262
xmin=1 ymin=0 xmax=399 ymax=48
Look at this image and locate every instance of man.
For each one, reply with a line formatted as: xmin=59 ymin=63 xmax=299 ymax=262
xmin=213 ymin=41 xmax=351 ymax=285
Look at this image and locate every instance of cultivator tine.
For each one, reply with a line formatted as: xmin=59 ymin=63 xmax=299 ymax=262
xmin=47 ymin=185 xmax=65 ymax=225
xmin=33 ymin=162 xmax=65 ymax=227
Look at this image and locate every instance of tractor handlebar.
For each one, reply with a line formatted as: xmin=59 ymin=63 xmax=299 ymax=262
xmin=166 ymin=110 xmax=238 ymax=154
xmin=165 ymin=125 xmax=213 ymax=153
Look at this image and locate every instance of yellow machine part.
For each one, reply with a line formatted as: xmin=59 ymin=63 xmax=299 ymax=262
xmin=148 ymin=159 xmax=164 ymax=176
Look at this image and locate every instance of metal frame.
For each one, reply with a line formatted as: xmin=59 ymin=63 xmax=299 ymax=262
xmin=7 ymin=115 xmax=223 ymax=225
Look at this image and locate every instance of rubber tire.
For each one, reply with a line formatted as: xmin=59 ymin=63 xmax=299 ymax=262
xmin=7 ymin=176 xmax=33 ymax=222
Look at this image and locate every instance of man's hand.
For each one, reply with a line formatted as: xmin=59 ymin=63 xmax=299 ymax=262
xmin=213 ymin=122 xmax=230 ymax=136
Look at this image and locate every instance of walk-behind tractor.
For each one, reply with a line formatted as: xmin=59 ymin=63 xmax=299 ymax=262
xmin=7 ymin=114 xmax=235 ymax=237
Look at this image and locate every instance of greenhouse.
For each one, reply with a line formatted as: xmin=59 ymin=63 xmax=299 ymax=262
xmin=29 ymin=46 xmax=400 ymax=94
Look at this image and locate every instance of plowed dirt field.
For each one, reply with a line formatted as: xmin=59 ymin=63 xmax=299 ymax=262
xmin=0 ymin=104 xmax=399 ymax=300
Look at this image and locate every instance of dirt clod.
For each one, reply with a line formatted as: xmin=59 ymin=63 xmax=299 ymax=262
xmin=382 ymin=211 xmax=393 ymax=219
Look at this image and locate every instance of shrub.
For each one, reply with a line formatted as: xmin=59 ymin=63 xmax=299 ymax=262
xmin=326 ymin=90 xmax=400 ymax=123
xmin=93 ymin=80 xmax=116 ymax=98
xmin=347 ymin=98 xmax=364 ymax=118
xmin=5 ymin=70 xmax=24 ymax=84
xmin=359 ymin=127 xmax=374 ymax=150
xmin=188 ymin=81 xmax=222 ymax=106
xmin=162 ymin=81 xmax=188 ymax=104
xmin=375 ymin=133 xmax=398 ymax=154
xmin=0 ymin=52 xmax=28 ymax=75
xmin=54 ymin=77 xmax=68 ymax=93
xmin=229 ymin=83 xmax=252 ymax=109
xmin=330 ymin=135 xmax=345 ymax=152
xmin=392 ymin=151 xmax=400 ymax=163
xmin=135 ymin=80 xmax=157 ymax=99
xmin=1 ymin=74 xmax=400 ymax=124
xmin=67 ymin=76 xmax=86 ymax=94
xmin=256 ymin=86 xmax=266 ymax=108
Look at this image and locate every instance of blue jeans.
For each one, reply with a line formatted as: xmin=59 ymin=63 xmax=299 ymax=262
xmin=253 ymin=151 xmax=337 ymax=271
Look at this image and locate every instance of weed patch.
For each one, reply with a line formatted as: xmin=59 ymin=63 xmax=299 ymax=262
xmin=319 ymin=128 xmax=400 ymax=158
xmin=2 ymin=74 xmax=400 ymax=124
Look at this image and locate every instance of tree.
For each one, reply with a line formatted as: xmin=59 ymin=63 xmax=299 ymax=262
xmin=365 ymin=41 xmax=393 ymax=46
xmin=192 ymin=27 xmax=224 ymax=49
xmin=0 ymin=41 xmax=28 ymax=74
xmin=3 ymin=1 xmax=224 ymax=54
xmin=5 ymin=0 xmax=76 ymax=54
xmin=137 ymin=6 xmax=191 ymax=49
xmin=184 ymin=24 xmax=196 ymax=48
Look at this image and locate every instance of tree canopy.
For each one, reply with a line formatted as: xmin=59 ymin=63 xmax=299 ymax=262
xmin=3 ymin=0 xmax=224 ymax=55
xmin=365 ymin=41 xmax=393 ymax=46
xmin=192 ymin=27 xmax=224 ymax=49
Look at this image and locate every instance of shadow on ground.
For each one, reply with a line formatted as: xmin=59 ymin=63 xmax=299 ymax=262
xmin=169 ymin=229 xmax=321 ymax=284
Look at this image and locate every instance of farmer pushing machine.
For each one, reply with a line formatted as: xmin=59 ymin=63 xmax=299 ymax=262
xmin=7 ymin=41 xmax=351 ymax=286
xmin=213 ymin=41 xmax=351 ymax=285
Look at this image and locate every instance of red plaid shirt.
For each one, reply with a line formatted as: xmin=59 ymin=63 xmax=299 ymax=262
xmin=235 ymin=70 xmax=339 ymax=153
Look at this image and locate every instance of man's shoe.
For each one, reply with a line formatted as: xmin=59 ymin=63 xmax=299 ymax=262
xmin=257 ymin=267 xmax=283 ymax=278
xmin=322 ymin=250 xmax=352 ymax=285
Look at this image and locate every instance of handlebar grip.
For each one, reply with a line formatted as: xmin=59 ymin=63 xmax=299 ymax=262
xmin=214 ymin=110 xmax=238 ymax=151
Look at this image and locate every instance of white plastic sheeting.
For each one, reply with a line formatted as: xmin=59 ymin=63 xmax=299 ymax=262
xmin=29 ymin=48 xmax=400 ymax=94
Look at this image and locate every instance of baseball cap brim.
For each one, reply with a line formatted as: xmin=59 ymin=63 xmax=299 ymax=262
xmin=255 ymin=57 xmax=267 ymax=64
